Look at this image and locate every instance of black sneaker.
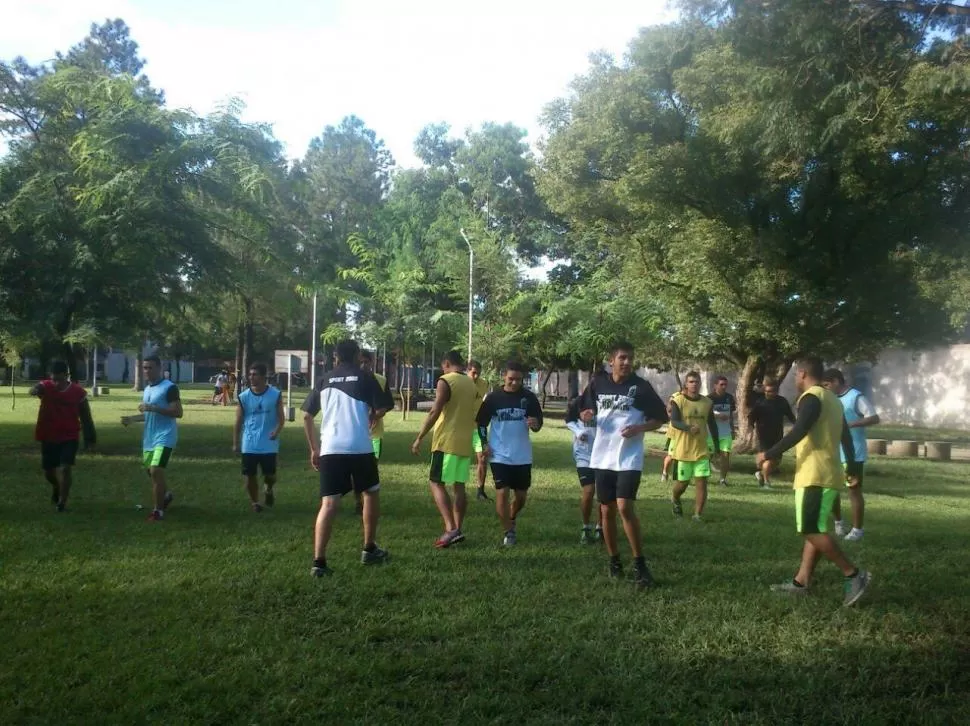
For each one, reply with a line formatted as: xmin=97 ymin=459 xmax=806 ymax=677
xmin=476 ymin=487 xmax=490 ymax=502
xmin=361 ymin=546 xmax=390 ymax=565
xmin=264 ymin=486 xmax=275 ymax=508
xmin=162 ymin=491 xmax=174 ymax=510
xmin=311 ymin=565 xmax=333 ymax=577
xmin=672 ymin=500 xmax=683 ymax=517
xmin=608 ymin=560 xmax=624 ymax=580
xmin=633 ymin=561 xmax=655 ymax=590
xmin=55 ymin=503 xmax=66 ymax=513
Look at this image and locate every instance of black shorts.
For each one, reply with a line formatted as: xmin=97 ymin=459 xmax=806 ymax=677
xmin=595 ymin=469 xmax=642 ymax=503
xmin=490 ymin=463 xmax=532 ymax=491
xmin=577 ymin=466 xmax=595 ymax=486
xmin=319 ymin=454 xmax=379 ymax=497
xmin=757 ymin=435 xmax=783 ymax=454
xmin=241 ymin=453 xmax=277 ymax=477
xmin=41 ymin=441 xmax=78 ymax=470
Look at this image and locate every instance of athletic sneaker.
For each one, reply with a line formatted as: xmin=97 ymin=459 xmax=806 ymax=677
xmin=451 ymin=530 xmax=466 ymax=545
xmin=843 ymin=570 xmax=871 ymax=607
xmin=608 ymin=560 xmax=623 ymax=579
xmin=719 ymin=478 xmax=728 ymax=487
xmin=502 ymin=529 xmax=516 ymax=546
xmin=770 ymin=579 xmax=809 ymax=597
xmin=672 ymin=500 xmax=683 ymax=517
xmin=251 ymin=502 xmax=263 ymax=513
xmin=311 ymin=565 xmax=333 ymax=577
xmin=434 ymin=530 xmax=460 ymax=549
xmin=834 ymin=520 xmax=847 ymax=538
xmin=476 ymin=487 xmax=490 ymax=502
xmin=593 ymin=527 xmax=603 ymax=543
xmin=660 ymin=473 xmax=669 ymax=483
xmin=761 ymin=480 xmax=772 ymax=490
xmin=361 ymin=546 xmax=390 ymax=565
xmin=55 ymin=503 xmax=66 ymax=513
xmin=147 ymin=510 xmax=163 ymax=522
xmin=633 ymin=560 xmax=654 ymax=590
xmin=844 ymin=528 xmax=864 ymax=542
xmin=162 ymin=491 xmax=174 ymax=510
xmin=691 ymin=514 xmax=703 ymax=523
xmin=580 ymin=527 xmax=593 ymax=545
xmin=264 ymin=486 xmax=275 ymax=508
xmin=755 ymin=471 xmax=764 ymax=486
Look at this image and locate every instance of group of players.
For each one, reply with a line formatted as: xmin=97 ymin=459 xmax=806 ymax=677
xmin=29 ymin=339 xmax=875 ymax=605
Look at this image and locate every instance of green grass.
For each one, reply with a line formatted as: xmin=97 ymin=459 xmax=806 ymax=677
xmin=1 ymin=386 xmax=969 ymax=725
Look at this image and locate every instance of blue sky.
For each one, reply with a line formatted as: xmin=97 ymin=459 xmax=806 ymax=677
xmin=2 ymin=0 xmax=674 ymax=167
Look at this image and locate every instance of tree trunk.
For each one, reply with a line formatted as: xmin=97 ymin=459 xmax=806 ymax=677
xmin=673 ymin=369 xmax=684 ymax=390
xmin=235 ymin=323 xmax=244 ymax=393
xmin=133 ymin=348 xmax=144 ymax=391
xmin=733 ymin=355 xmax=762 ymax=453
xmin=243 ymin=297 xmax=254 ymax=391
xmin=539 ymin=367 xmax=554 ymax=408
xmin=568 ymin=369 xmax=579 ymax=399
xmin=174 ymin=354 xmax=181 ymax=383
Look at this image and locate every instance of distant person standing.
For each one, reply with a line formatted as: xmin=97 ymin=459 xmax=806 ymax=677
xmin=565 ymin=395 xmax=602 ymax=544
xmin=708 ymin=375 xmax=737 ymax=486
xmin=121 ymin=355 xmax=182 ymax=522
xmin=212 ymin=370 xmax=229 ymax=405
xmin=749 ymin=378 xmax=796 ymax=489
xmin=30 ymin=361 xmax=97 ymax=511
xmin=234 ymin=362 xmax=284 ymax=512
xmin=822 ymin=369 xmax=880 ymax=542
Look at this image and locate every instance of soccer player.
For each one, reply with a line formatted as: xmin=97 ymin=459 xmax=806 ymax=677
xmin=357 ymin=351 xmax=389 ymax=514
xmin=580 ymin=341 xmax=668 ymax=589
xmin=121 ymin=355 xmax=183 ymax=522
xmin=749 ymin=378 xmax=796 ymax=489
xmin=476 ymin=361 xmax=543 ymax=545
xmin=822 ymin=368 xmax=880 ymax=542
xmin=669 ymin=371 xmax=719 ymax=522
xmin=468 ymin=359 xmax=491 ymax=502
xmin=709 ymin=375 xmax=736 ymax=486
xmin=233 ymin=362 xmax=284 ymax=512
xmin=756 ymin=356 xmax=871 ymax=607
xmin=30 ymin=361 xmax=96 ymax=511
xmin=566 ymin=395 xmax=602 ymax=544
xmin=660 ymin=383 xmax=685 ymax=482
xmin=411 ymin=350 xmax=479 ymax=548
xmin=212 ymin=369 xmax=229 ymax=405
xmin=302 ymin=339 xmax=394 ymax=576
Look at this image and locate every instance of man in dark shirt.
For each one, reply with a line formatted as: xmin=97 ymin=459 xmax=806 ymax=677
xmin=749 ymin=378 xmax=795 ymax=489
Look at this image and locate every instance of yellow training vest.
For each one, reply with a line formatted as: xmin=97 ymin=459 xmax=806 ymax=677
xmin=671 ymin=392 xmax=712 ymax=462
xmin=370 ymin=373 xmax=388 ymax=439
xmin=431 ymin=372 xmax=478 ymax=456
xmin=793 ymin=386 xmax=844 ymax=489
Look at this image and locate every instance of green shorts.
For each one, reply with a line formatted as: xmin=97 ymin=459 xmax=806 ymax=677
xmin=677 ymin=457 xmax=711 ymax=482
xmin=143 ymin=446 xmax=173 ymax=469
xmin=372 ymin=438 xmax=382 ymax=459
xmin=430 ymin=451 xmax=471 ymax=485
xmin=706 ymin=436 xmax=733 ymax=454
xmin=795 ymin=486 xmax=838 ymax=534
xmin=472 ymin=430 xmax=483 ymax=455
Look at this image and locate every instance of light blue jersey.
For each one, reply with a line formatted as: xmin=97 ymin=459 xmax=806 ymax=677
xmin=239 ymin=385 xmax=282 ymax=454
xmin=839 ymin=388 xmax=871 ymax=463
xmin=143 ymin=379 xmax=179 ymax=450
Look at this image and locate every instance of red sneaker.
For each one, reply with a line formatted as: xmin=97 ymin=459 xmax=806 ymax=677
xmin=147 ymin=510 xmax=163 ymax=522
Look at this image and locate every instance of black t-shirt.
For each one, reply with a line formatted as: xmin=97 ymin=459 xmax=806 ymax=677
xmin=750 ymin=396 xmax=796 ymax=444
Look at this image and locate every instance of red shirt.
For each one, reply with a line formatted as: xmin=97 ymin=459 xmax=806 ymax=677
xmin=34 ymin=380 xmax=88 ymax=442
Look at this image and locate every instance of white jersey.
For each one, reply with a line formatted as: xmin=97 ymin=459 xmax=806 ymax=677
xmin=565 ymin=397 xmax=596 ymax=467
xmin=476 ymin=388 xmax=543 ymax=465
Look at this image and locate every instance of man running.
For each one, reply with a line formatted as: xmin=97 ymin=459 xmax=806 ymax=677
xmin=757 ymin=356 xmax=871 ymax=607
xmin=580 ymin=341 xmax=668 ymax=589
xmin=566 ymin=395 xmax=602 ymax=544
xmin=233 ymin=362 xmax=284 ymax=512
xmin=302 ymin=339 xmax=393 ymax=576
xmin=468 ymin=359 xmax=491 ymax=502
xmin=669 ymin=371 xmax=719 ymax=522
xmin=357 ymin=351 xmax=389 ymax=514
xmin=30 ymin=361 xmax=96 ymax=511
xmin=121 ymin=355 xmax=182 ymax=522
xmin=750 ymin=378 xmax=796 ymax=489
xmin=709 ymin=375 xmax=736 ymax=486
xmin=476 ymin=361 xmax=543 ymax=545
xmin=411 ymin=350 xmax=479 ymax=548
xmin=822 ymin=368 xmax=880 ymax=542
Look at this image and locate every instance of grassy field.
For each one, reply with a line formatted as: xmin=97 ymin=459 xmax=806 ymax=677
xmin=1 ymin=385 xmax=968 ymax=725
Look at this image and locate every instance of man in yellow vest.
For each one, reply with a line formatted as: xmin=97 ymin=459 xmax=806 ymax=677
xmin=412 ymin=350 xmax=480 ymax=548
xmin=756 ymin=356 xmax=871 ymax=607
xmin=669 ymin=371 xmax=720 ymax=522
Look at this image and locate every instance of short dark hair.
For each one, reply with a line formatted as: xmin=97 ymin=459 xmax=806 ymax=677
xmin=249 ymin=362 xmax=268 ymax=377
xmin=468 ymin=359 xmax=482 ymax=371
xmin=608 ymin=340 xmax=634 ymax=356
xmin=763 ymin=377 xmax=778 ymax=388
xmin=360 ymin=350 xmax=374 ymax=363
xmin=442 ymin=349 xmax=465 ymax=367
xmin=505 ymin=360 xmax=526 ymax=374
xmin=685 ymin=370 xmax=701 ymax=381
xmin=796 ymin=356 xmax=824 ymax=380
xmin=823 ymin=368 xmax=845 ymax=385
xmin=335 ymin=339 xmax=360 ymax=364
xmin=144 ymin=355 xmax=161 ymax=366
xmin=51 ymin=360 xmax=68 ymax=375
xmin=715 ymin=375 xmax=728 ymax=384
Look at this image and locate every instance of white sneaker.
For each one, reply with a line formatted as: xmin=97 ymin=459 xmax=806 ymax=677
xmin=834 ymin=520 xmax=847 ymax=538
xmin=844 ymin=528 xmax=864 ymax=542
xmin=660 ymin=473 xmax=669 ymax=482
xmin=755 ymin=471 xmax=764 ymax=485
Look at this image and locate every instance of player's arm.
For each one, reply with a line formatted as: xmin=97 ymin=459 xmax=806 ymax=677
xmin=668 ymin=401 xmax=692 ymax=432
xmin=578 ymin=379 xmax=597 ymax=422
xmin=300 ymin=385 xmax=321 ymax=467
xmin=851 ymin=395 xmax=880 ymax=428
xmin=79 ymin=397 xmax=97 ymax=448
xmin=29 ymin=383 xmax=44 ymax=397
xmin=625 ymin=383 xmax=668 ymax=437
xmin=272 ymin=392 xmax=285 ymax=439
xmin=526 ymin=392 xmax=543 ymax=432
xmin=783 ymin=399 xmax=797 ymax=425
xmin=841 ymin=415 xmax=862 ymax=479
xmin=411 ymin=378 xmax=450 ymax=453
xmin=142 ymin=387 xmax=183 ymax=418
xmin=120 ymin=413 xmax=146 ymax=426
xmin=233 ymin=400 xmax=244 ymax=452
xmin=761 ymin=394 xmax=822 ymax=460
xmin=706 ymin=407 xmax=720 ymax=451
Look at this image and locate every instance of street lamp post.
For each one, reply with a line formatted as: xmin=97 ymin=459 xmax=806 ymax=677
xmin=459 ymin=228 xmax=474 ymax=363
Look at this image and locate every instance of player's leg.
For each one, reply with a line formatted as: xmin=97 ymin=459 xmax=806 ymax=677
xmin=495 ymin=484 xmax=511 ymax=537
xmin=844 ymin=466 xmax=865 ymax=540
xmin=671 ymin=461 xmax=691 ymax=516
xmin=241 ymin=455 xmax=261 ymax=511
xmin=507 ymin=466 xmax=530 ymax=538
xmin=617 ymin=471 xmax=652 ymax=588
xmin=312 ymin=456 xmax=350 ymax=575
xmin=41 ymin=443 xmax=60 ymax=504
xmin=58 ymin=465 xmax=73 ymax=511
xmin=263 ymin=455 xmax=277 ymax=507
xmin=579 ymin=467 xmax=596 ymax=543
xmin=473 ymin=431 xmax=489 ymax=501
xmin=429 ymin=452 xmax=458 ymax=546
xmin=661 ymin=438 xmax=673 ymax=481
xmin=719 ymin=440 xmax=732 ymax=485
xmin=356 ymin=454 xmax=388 ymax=564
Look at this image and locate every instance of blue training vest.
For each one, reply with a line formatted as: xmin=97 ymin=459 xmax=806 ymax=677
xmin=143 ymin=379 xmax=179 ymax=450
xmin=839 ymin=387 xmax=868 ymax=463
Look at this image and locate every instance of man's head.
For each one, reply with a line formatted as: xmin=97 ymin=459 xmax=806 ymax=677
xmin=359 ymin=350 xmax=374 ymax=373
xmin=441 ymin=349 xmax=465 ymax=374
xmin=822 ymin=368 xmax=847 ymax=394
xmin=467 ymin=359 xmax=482 ymax=380
xmin=684 ymin=370 xmax=701 ymax=397
xmin=714 ymin=375 xmax=728 ymax=395
xmin=607 ymin=340 xmax=635 ymax=380
xmin=249 ymin=362 xmax=268 ymax=387
xmin=335 ymin=339 xmax=360 ymax=366
xmin=50 ymin=360 xmax=69 ymax=384
xmin=793 ymin=356 xmax=825 ymax=394
xmin=143 ymin=355 xmax=162 ymax=383
xmin=503 ymin=360 xmax=526 ymax=392
xmin=763 ymin=378 xmax=778 ymax=399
